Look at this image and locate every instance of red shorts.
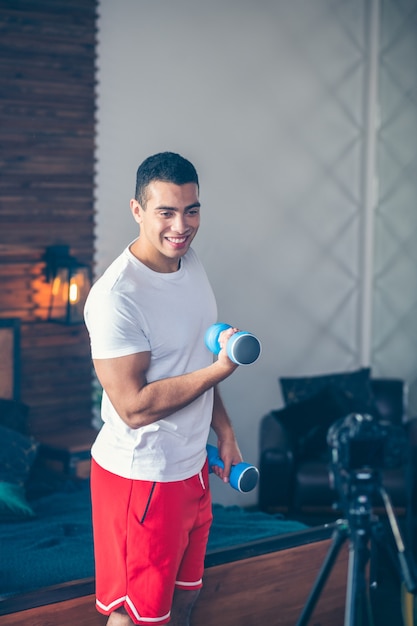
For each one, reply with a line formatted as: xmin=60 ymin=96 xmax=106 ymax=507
xmin=90 ymin=459 xmax=212 ymax=625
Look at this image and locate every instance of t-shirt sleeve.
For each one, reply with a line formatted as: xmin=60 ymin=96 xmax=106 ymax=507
xmin=84 ymin=287 xmax=150 ymax=359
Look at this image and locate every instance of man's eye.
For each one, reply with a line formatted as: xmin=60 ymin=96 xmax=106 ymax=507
xmin=160 ymin=211 xmax=173 ymax=218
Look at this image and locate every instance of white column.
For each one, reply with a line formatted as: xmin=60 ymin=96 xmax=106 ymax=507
xmin=359 ymin=0 xmax=380 ymax=366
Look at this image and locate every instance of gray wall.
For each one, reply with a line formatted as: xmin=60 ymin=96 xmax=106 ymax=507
xmin=95 ymin=0 xmax=417 ymax=505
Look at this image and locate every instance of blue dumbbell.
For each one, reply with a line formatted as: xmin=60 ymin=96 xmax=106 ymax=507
xmin=206 ymin=444 xmax=259 ymax=493
xmin=205 ymin=323 xmax=261 ymax=365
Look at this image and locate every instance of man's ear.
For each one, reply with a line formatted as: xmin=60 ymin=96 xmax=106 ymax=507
xmin=130 ymin=198 xmax=143 ymax=225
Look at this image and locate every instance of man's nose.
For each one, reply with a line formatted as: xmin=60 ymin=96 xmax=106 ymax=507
xmin=173 ymin=213 xmax=188 ymax=233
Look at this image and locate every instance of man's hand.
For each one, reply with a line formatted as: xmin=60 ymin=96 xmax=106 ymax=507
xmin=216 ymin=326 xmax=240 ymax=371
xmin=212 ymin=439 xmax=243 ymax=484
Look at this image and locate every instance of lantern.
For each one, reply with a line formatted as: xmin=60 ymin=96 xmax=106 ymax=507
xmin=45 ymin=246 xmax=91 ymax=324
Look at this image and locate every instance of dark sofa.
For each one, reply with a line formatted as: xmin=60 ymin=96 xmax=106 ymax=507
xmin=258 ymin=369 xmax=417 ymax=529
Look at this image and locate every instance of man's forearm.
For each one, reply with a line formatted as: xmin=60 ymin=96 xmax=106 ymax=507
xmin=211 ymin=387 xmax=235 ymax=442
xmin=122 ymin=361 xmax=235 ymax=429
xmin=210 ymin=387 xmax=242 ymax=479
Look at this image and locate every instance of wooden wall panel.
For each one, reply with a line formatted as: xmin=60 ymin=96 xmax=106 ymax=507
xmin=0 ymin=0 xmax=97 ymax=437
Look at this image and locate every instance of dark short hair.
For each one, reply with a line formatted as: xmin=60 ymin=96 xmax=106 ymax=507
xmin=135 ymin=152 xmax=199 ymax=206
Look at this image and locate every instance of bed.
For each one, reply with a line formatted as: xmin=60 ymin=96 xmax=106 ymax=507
xmin=0 ymin=505 xmax=349 ymax=626
xmin=0 ymin=319 xmax=349 ymax=625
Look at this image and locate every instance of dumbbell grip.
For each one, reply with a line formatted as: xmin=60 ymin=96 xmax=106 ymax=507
xmin=206 ymin=444 xmax=259 ymax=493
xmin=205 ymin=323 xmax=261 ymax=366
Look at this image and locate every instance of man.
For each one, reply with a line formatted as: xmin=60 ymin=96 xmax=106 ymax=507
xmin=84 ymin=152 xmax=243 ymax=626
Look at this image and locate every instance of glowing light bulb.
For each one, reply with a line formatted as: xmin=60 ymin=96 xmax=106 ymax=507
xmin=69 ymin=280 xmax=79 ymax=304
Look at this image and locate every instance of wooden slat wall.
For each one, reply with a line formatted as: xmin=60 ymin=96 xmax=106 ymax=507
xmin=0 ymin=0 xmax=97 ymax=437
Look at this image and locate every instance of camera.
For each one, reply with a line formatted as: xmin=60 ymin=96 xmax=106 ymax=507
xmin=297 ymin=414 xmax=417 ymax=626
xmin=327 ymin=412 xmax=407 ymax=473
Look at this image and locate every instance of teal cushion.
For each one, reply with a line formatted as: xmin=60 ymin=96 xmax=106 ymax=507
xmin=0 ymin=481 xmax=35 ymax=520
xmin=0 ymin=424 xmax=38 ymax=521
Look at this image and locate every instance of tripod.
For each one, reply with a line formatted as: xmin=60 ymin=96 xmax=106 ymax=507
xmin=296 ymin=470 xmax=417 ymax=626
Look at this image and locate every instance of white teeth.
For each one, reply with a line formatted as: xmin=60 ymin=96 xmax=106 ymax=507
xmin=167 ymin=237 xmax=186 ymax=243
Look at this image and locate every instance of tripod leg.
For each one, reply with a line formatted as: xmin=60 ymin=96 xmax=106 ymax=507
xmin=379 ymin=486 xmax=417 ymax=594
xmin=344 ymin=527 xmax=373 ymax=626
xmin=296 ymin=521 xmax=348 ymax=626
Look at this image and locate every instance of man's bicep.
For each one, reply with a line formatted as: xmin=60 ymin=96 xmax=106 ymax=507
xmin=93 ymin=352 xmax=151 ymax=415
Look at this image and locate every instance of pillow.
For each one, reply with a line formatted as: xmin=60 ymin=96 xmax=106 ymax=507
xmin=0 ymin=398 xmax=30 ymax=434
xmin=279 ymin=367 xmax=376 ymax=415
xmin=0 ymin=424 xmax=38 ymax=521
xmin=272 ymin=386 xmax=351 ymax=460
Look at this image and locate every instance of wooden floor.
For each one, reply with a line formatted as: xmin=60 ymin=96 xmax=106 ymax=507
xmin=0 ymin=536 xmax=349 ymax=626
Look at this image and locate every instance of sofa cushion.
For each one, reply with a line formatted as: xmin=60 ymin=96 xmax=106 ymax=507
xmin=280 ymin=367 xmax=376 ymax=415
xmin=294 ymin=461 xmax=336 ymax=509
xmin=370 ymin=379 xmax=405 ymax=425
xmin=272 ymin=386 xmax=351 ymax=460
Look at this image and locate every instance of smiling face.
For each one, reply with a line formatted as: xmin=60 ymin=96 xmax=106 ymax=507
xmin=130 ymin=180 xmax=201 ymax=273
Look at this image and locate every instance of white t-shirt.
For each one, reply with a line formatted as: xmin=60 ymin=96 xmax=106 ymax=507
xmin=84 ymin=243 xmax=217 ymax=481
